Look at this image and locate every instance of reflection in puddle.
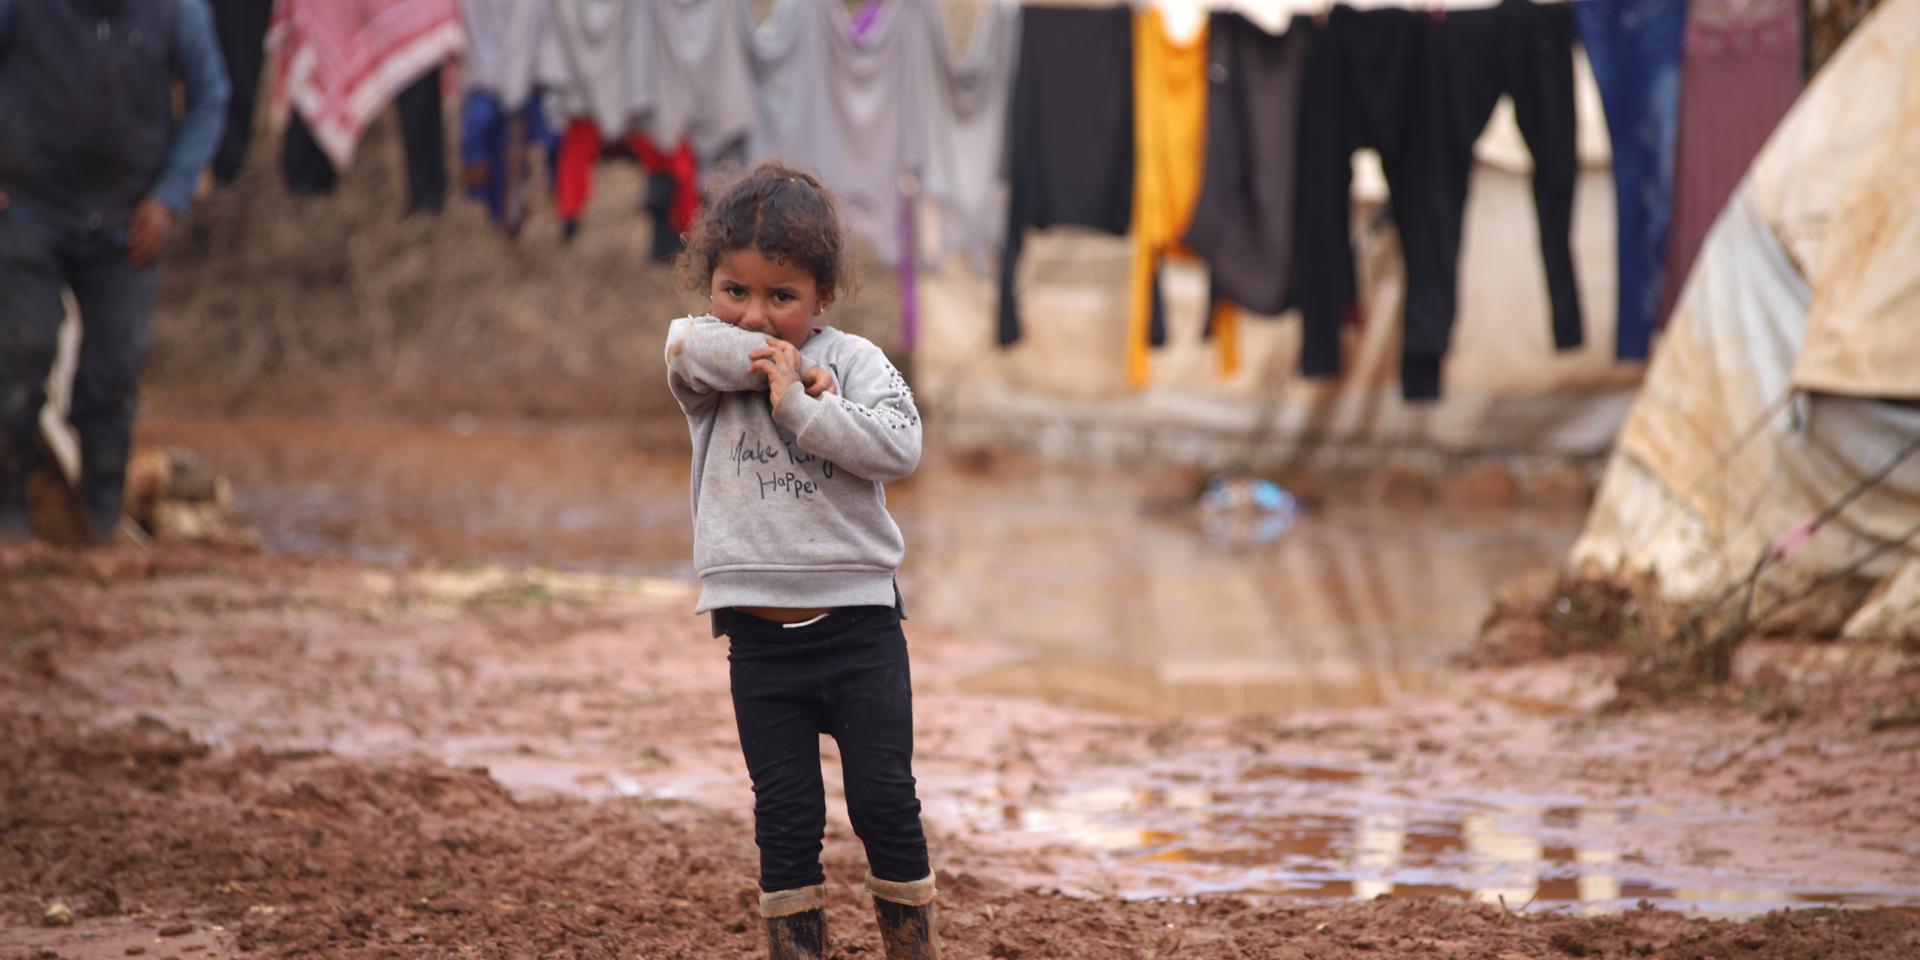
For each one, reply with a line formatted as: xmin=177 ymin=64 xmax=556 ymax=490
xmin=941 ymin=779 xmax=1916 ymax=915
xmin=130 ymin=417 xmax=1917 ymax=916
xmin=138 ymin=417 xmax=699 ymax=577
xmin=144 ymin=416 xmax=1584 ymax=715
xmin=900 ymin=463 xmax=1583 ymax=714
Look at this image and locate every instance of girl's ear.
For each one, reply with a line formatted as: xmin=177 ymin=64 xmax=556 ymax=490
xmin=817 ymin=284 xmax=836 ymax=311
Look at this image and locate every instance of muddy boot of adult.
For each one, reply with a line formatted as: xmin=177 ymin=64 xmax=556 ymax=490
xmin=867 ymin=872 xmax=938 ymax=959
xmin=80 ymin=483 xmax=129 ymax=546
xmin=759 ymin=883 xmax=827 ymax=960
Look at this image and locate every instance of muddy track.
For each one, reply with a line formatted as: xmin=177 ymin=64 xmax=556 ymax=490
xmin=6 ymin=709 xmax=1917 ymax=959
xmin=4 ymin=543 xmax=1919 ymax=958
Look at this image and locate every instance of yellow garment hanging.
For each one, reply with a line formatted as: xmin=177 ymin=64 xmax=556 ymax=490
xmin=1129 ymin=8 xmax=1238 ymax=388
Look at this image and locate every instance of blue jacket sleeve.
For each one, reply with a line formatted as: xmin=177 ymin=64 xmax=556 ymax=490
xmin=152 ymin=0 xmax=231 ymax=215
xmin=0 ymin=0 xmax=15 ymax=57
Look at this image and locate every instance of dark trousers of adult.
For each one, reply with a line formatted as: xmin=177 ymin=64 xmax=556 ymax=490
xmin=0 ymin=209 xmax=158 ymax=539
xmin=723 ymin=606 xmax=931 ymax=893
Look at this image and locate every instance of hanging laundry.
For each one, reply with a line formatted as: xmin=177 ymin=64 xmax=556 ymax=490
xmin=848 ymin=0 xmax=921 ymax=350
xmin=395 ymin=67 xmax=449 ymax=214
xmin=1289 ymin=14 xmax=1356 ymax=384
xmin=282 ymin=111 xmax=337 ymax=198
xmin=749 ymin=0 xmax=923 ymax=265
xmin=1182 ymin=11 xmax=1311 ymax=320
xmin=1575 ymin=0 xmax=1687 ymax=361
xmin=211 ymin=0 xmax=275 ymax=184
xmin=553 ymin=119 xmax=601 ymax=228
xmin=1128 ymin=7 xmax=1219 ymax=387
xmin=632 ymin=134 xmax=700 ymax=240
xmin=998 ymin=4 xmax=1135 ymax=347
xmin=899 ymin=175 xmax=922 ymax=350
xmin=267 ymin=0 xmax=465 ymax=170
xmin=853 ymin=0 xmax=887 ymax=37
xmin=462 ymin=0 xmax=549 ymax=110
xmin=1659 ymin=0 xmax=1801 ymax=325
xmin=537 ymin=0 xmax=651 ymax=146
xmin=912 ymin=0 xmax=1022 ymax=275
xmin=460 ymin=90 xmax=556 ymax=235
xmin=1293 ymin=0 xmax=1582 ymax=401
xmin=551 ymin=118 xmax=698 ymax=249
xmin=893 ymin=0 xmax=1020 ymax=352
xmin=638 ymin=0 xmax=758 ymax=163
xmin=281 ymin=67 xmax=451 ymax=216
xmin=534 ymin=0 xmax=707 ymax=246
xmin=459 ymin=0 xmax=553 ymax=235
xmin=643 ymin=169 xmax=689 ymax=261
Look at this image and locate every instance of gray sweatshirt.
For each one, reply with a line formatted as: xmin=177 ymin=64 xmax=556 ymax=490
xmin=665 ymin=316 xmax=921 ymax=614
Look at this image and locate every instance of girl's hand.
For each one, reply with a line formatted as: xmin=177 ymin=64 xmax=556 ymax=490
xmin=750 ymin=338 xmax=808 ymax=408
xmin=802 ymin=365 xmax=837 ymax=399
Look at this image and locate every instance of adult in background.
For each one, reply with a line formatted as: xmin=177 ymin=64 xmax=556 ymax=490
xmin=0 ymin=0 xmax=230 ymax=543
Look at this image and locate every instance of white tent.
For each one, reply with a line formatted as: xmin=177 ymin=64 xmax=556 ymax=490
xmin=1571 ymin=0 xmax=1920 ymax=643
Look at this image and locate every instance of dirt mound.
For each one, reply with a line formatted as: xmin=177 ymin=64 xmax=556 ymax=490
xmin=1 ymin=706 xmax=776 ymax=957
xmin=150 ymin=120 xmax=905 ymax=423
xmin=6 ymin=707 xmax=1918 ymax=958
xmin=1470 ymin=568 xmax=1920 ymax=722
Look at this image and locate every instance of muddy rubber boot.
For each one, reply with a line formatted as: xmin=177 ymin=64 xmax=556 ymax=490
xmin=867 ymin=871 xmax=938 ymax=959
xmin=760 ymin=883 xmax=827 ymax=960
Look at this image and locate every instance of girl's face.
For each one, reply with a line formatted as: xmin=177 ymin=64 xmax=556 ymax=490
xmin=709 ymin=247 xmax=832 ymax=347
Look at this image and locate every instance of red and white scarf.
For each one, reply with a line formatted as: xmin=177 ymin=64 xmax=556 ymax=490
xmin=268 ymin=0 xmax=466 ymax=169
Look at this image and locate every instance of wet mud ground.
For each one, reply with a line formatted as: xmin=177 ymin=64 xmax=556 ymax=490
xmin=4 ymin=415 xmax=1919 ymax=958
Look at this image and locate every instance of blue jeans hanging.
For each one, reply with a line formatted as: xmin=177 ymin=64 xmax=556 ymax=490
xmin=1575 ymin=0 xmax=1688 ymax=361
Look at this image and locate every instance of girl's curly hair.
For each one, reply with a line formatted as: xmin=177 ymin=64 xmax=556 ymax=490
xmin=675 ymin=161 xmax=857 ymax=301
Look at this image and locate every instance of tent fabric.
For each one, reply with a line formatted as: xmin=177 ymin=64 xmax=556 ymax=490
xmin=1842 ymin=559 xmax=1920 ymax=646
xmin=1571 ymin=0 xmax=1920 ymax=611
xmin=1794 ymin=58 xmax=1920 ymax=399
xmin=1575 ymin=181 xmax=1920 ymax=603
xmin=1745 ymin=0 xmax=1918 ymax=275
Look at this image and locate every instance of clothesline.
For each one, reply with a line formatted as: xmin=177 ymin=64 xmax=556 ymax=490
xmin=250 ymin=0 xmax=1800 ymax=405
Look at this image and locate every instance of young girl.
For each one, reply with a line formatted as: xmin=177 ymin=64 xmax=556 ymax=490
xmin=663 ymin=162 xmax=939 ymax=960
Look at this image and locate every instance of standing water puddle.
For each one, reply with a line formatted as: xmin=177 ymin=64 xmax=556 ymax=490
xmin=936 ymin=772 xmax=1914 ymax=915
xmin=136 ymin=416 xmax=1919 ymax=915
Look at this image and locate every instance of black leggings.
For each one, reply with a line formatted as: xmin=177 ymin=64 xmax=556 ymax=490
xmin=724 ymin=606 xmax=930 ymax=893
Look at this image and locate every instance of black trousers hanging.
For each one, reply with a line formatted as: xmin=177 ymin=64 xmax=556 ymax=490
xmin=282 ymin=66 xmax=448 ymax=215
xmin=394 ymin=68 xmax=448 ymax=215
xmin=997 ymin=5 xmax=1135 ymax=346
xmin=282 ymin=111 xmax=338 ymax=197
xmin=210 ymin=0 xmax=275 ymax=184
xmin=1292 ymin=0 xmax=1582 ymax=401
